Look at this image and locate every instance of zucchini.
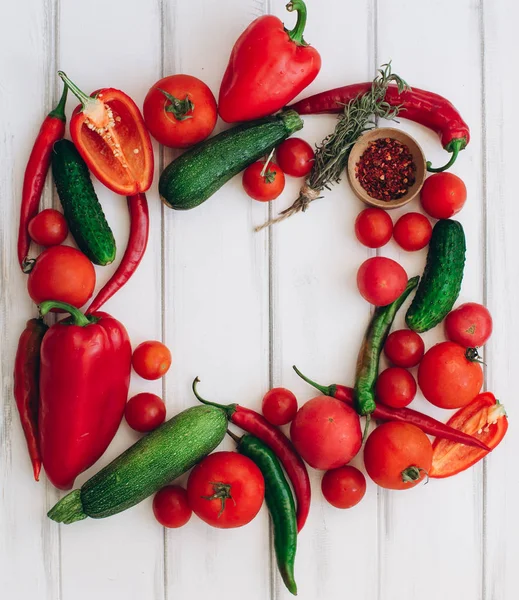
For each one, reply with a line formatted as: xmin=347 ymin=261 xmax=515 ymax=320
xmin=406 ymin=219 xmax=466 ymax=333
xmin=52 ymin=139 xmax=116 ymax=266
xmin=159 ymin=109 xmax=303 ymax=210
xmin=48 ymin=405 xmax=227 ymax=524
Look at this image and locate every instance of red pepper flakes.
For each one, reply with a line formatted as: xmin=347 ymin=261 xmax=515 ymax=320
xmin=355 ymin=137 xmax=416 ymax=201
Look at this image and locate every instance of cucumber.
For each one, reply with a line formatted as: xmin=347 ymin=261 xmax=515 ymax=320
xmin=159 ymin=109 xmax=303 ymax=210
xmin=406 ymin=219 xmax=466 ymax=333
xmin=47 ymin=405 xmax=227 ymax=524
xmin=52 ymin=139 xmax=116 ymax=266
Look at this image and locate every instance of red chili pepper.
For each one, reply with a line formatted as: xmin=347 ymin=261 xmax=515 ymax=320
xmin=13 ymin=318 xmax=48 ymax=480
xmin=58 ymin=72 xmax=153 ymax=196
xmin=293 ymin=367 xmax=490 ymax=451
xmin=290 ymin=84 xmax=470 ymax=172
xmin=430 ymin=393 xmax=508 ymax=478
xmin=18 ymin=85 xmax=68 ymax=272
xmin=192 ymin=378 xmax=311 ymax=532
xmin=218 ymin=0 xmax=321 ymax=123
xmin=38 ymin=300 xmax=131 ymax=490
xmin=86 ymin=193 xmax=149 ymax=315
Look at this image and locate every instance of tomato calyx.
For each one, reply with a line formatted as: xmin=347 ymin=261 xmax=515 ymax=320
xmin=260 ymin=149 xmax=278 ymax=184
xmin=201 ymin=482 xmax=236 ymax=517
xmin=159 ymin=89 xmax=194 ymax=121
xmin=465 ymin=347 xmax=485 ymax=365
xmin=401 ymin=466 xmax=428 ymax=485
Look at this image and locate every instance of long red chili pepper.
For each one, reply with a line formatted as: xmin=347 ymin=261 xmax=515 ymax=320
xmin=18 ymin=85 xmax=68 ymax=271
xmin=290 ymin=84 xmax=470 ymax=172
xmin=86 ymin=193 xmax=149 ymax=315
xmin=192 ymin=378 xmax=310 ymax=532
xmin=293 ymin=367 xmax=490 ymax=451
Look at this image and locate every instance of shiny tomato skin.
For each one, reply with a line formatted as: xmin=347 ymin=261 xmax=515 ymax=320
xmin=125 ymin=393 xmax=166 ymax=432
xmin=290 ymin=396 xmax=362 ymax=470
xmin=132 ymin=341 xmax=172 ymax=380
xmin=321 ymin=465 xmax=366 ymax=509
xmin=187 ymin=452 xmax=265 ymax=529
xmin=143 ymin=74 xmax=217 ymax=148
xmin=27 ymin=245 xmax=95 ymax=308
xmin=393 ymin=212 xmax=432 ymax=251
xmin=420 ymin=173 xmax=467 ymax=219
xmin=28 ymin=209 xmax=68 ymax=247
xmin=242 ymin=161 xmax=285 ymax=202
xmin=375 ymin=367 xmax=417 ymax=408
xmin=445 ymin=303 xmax=493 ymax=348
xmin=275 ymin=138 xmax=314 ymax=177
xmin=384 ymin=329 xmax=425 ymax=368
xmin=357 ymin=257 xmax=408 ymax=306
xmin=418 ymin=341 xmax=484 ymax=409
xmin=354 ymin=208 xmax=393 ymax=248
xmin=153 ymin=485 xmax=192 ymax=528
xmin=262 ymin=388 xmax=298 ymax=426
xmin=363 ymin=422 xmax=432 ymax=490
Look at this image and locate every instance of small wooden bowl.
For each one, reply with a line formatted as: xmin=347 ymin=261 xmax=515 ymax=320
xmin=347 ymin=127 xmax=426 ymax=209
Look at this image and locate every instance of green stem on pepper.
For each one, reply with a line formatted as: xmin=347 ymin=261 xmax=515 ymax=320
xmin=286 ymin=0 xmax=308 ymax=46
xmin=426 ymin=138 xmax=463 ymax=173
xmin=39 ymin=300 xmax=93 ymax=327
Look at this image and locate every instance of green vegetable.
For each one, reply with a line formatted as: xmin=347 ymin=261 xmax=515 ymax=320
xmin=159 ymin=109 xmax=303 ymax=210
xmin=48 ymin=406 xmax=227 ymax=524
xmin=52 ymin=139 xmax=116 ymax=266
xmin=406 ymin=219 xmax=466 ymax=333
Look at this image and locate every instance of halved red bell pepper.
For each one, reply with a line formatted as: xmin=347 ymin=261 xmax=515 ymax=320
xmin=430 ymin=392 xmax=508 ymax=478
xmin=58 ymin=72 xmax=153 ymax=196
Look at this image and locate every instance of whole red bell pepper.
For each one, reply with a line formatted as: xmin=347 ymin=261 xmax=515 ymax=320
xmin=38 ymin=300 xmax=131 ymax=490
xmin=218 ymin=0 xmax=321 ymax=123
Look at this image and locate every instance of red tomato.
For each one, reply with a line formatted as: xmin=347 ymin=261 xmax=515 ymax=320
xmin=375 ymin=367 xmax=417 ymax=408
xmin=27 ymin=245 xmax=95 ymax=308
xmin=290 ymin=396 xmax=362 ymax=470
xmin=153 ymin=485 xmax=192 ymax=528
xmin=393 ymin=212 xmax=432 ymax=251
xmin=262 ymin=388 xmax=298 ymax=426
xmin=356 ymin=257 xmax=407 ymax=306
xmin=445 ymin=303 xmax=493 ymax=348
xmin=275 ymin=138 xmax=314 ymax=177
xmin=125 ymin=393 xmax=166 ymax=432
xmin=364 ymin=422 xmax=432 ymax=490
xmin=418 ymin=341 xmax=483 ymax=409
xmin=321 ymin=465 xmax=366 ymax=509
xmin=420 ymin=173 xmax=467 ymax=219
xmin=28 ymin=209 xmax=68 ymax=247
xmin=242 ymin=161 xmax=285 ymax=202
xmin=143 ymin=74 xmax=217 ymax=148
xmin=187 ymin=452 xmax=265 ymax=528
xmin=132 ymin=341 xmax=172 ymax=380
xmin=354 ymin=208 xmax=393 ymax=248
xmin=384 ymin=329 xmax=425 ymax=368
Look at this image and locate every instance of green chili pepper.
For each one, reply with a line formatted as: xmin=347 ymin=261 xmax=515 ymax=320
xmin=228 ymin=430 xmax=297 ymax=596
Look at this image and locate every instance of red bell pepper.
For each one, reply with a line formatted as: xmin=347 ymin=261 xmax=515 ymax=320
xmin=38 ymin=300 xmax=131 ymax=490
xmin=430 ymin=392 xmax=508 ymax=478
xmin=218 ymin=0 xmax=321 ymax=123
xmin=58 ymin=72 xmax=153 ymax=196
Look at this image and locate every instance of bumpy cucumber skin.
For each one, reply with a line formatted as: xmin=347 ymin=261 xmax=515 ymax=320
xmin=406 ymin=219 xmax=466 ymax=333
xmin=52 ymin=140 xmax=116 ymax=266
xmin=159 ymin=110 xmax=303 ymax=210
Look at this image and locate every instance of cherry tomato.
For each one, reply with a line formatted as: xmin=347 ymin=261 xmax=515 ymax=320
xmin=143 ymin=74 xmax=217 ymax=148
xmin=27 ymin=245 xmax=95 ymax=308
xmin=375 ymin=367 xmax=417 ymax=408
xmin=262 ymin=388 xmax=298 ymax=426
xmin=275 ymin=138 xmax=314 ymax=177
xmin=393 ymin=212 xmax=432 ymax=251
xmin=445 ymin=303 xmax=493 ymax=348
xmin=132 ymin=341 xmax=172 ymax=380
xmin=153 ymin=485 xmax=192 ymax=528
xmin=420 ymin=173 xmax=467 ymax=219
xmin=187 ymin=451 xmax=265 ymax=529
xmin=28 ymin=209 xmax=68 ymax=247
xmin=354 ymin=208 xmax=393 ymax=248
xmin=356 ymin=257 xmax=407 ymax=306
xmin=125 ymin=393 xmax=166 ymax=432
xmin=418 ymin=341 xmax=483 ymax=409
xmin=242 ymin=160 xmax=285 ymax=202
xmin=321 ymin=465 xmax=366 ymax=509
xmin=384 ymin=329 xmax=425 ymax=368
xmin=364 ymin=422 xmax=432 ymax=490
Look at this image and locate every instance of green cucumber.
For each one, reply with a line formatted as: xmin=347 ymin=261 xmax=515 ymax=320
xmin=52 ymin=139 xmax=116 ymax=265
xmin=159 ymin=109 xmax=304 ymax=210
xmin=406 ymin=219 xmax=466 ymax=333
xmin=48 ymin=405 xmax=227 ymax=524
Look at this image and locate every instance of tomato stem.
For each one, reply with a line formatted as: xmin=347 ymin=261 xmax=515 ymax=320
xmin=159 ymin=89 xmax=194 ymax=121
xmin=285 ymin=0 xmax=308 ymax=46
xmin=401 ymin=466 xmax=427 ymax=484
xmin=201 ymin=482 xmax=236 ymax=517
xmin=465 ymin=347 xmax=485 ymax=365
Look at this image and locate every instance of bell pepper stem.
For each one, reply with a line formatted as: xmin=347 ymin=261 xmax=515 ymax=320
xmin=286 ymin=0 xmax=308 ymax=46
xmin=58 ymin=71 xmax=96 ymax=109
xmin=48 ymin=83 xmax=69 ymax=121
xmin=192 ymin=377 xmax=236 ymax=419
xmin=426 ymin=139 xmax=463 ymax=173
xmin=292 ymin=365 xmax=332 ymax=396
xmin=39 ymin=300 xmax=91 ymax=327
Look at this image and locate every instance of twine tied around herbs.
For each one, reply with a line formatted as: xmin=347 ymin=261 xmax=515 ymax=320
xmin=255 ymin=184 xmax=322 ymax=232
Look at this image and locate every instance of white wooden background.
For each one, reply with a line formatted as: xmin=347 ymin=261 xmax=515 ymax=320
xmin=0 ymin=0 xmax=517 ymax=598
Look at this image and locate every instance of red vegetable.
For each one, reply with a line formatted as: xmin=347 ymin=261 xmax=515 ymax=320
xmin=242 ymin=160 xmax=285 ymax=202
xmin=125 ymin=393 xmax=166 ymax=433
xmin=321 ymin=465 xmax=366 ymax=509
xmin=420 ymin=172 xmax=467 ymax=219
xmin=357 ymin=257 xmax=408 ymax=306
xmin=384 ymin=329 xmax=424 ymax=368
xmin=375 ymin=367 xmax=416 ymax=409
xmin=153 ymin=485 xmax=192 ymax=528
xmin=445 ymin=302 xmax=493 ymax=348
xmin=262 ymin=388 xmax=298 ymax=426
xmin=218 ymin=0 xmax=321 ymax=123
xmin=28 ymin=209 xmax=68 ymax=248
xmin=393 ymin=213 xmax=432 ymax=252
xmin=276 ymin=138 xmax=314 ymax=178
xmin=132 ymin=340 xmax=172 ymax=380
xmin=354 ymin=208 xmax=393 ymax=249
